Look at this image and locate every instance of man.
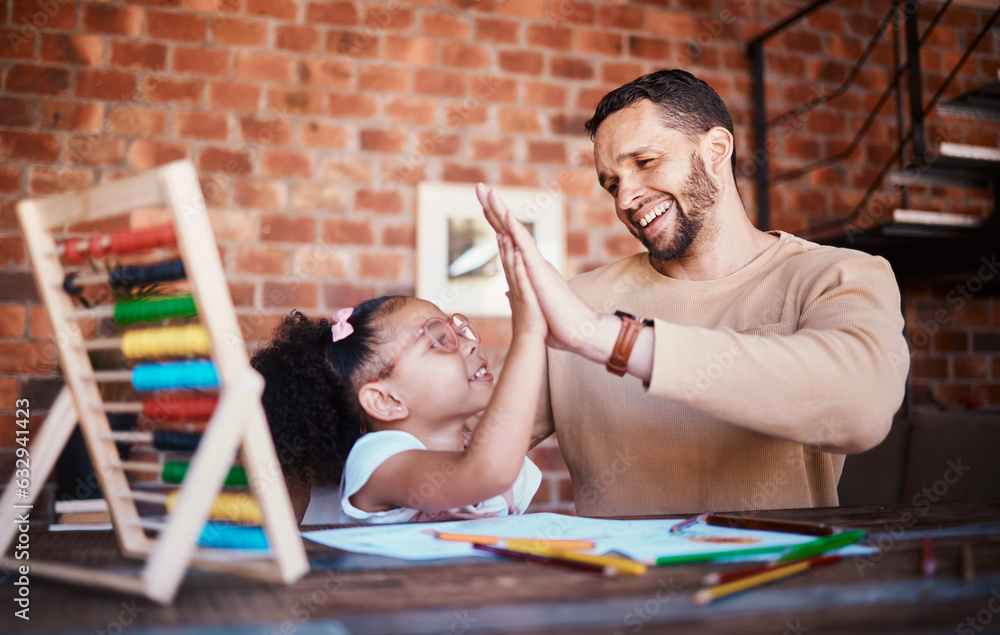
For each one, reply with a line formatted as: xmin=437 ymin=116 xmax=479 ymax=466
xmin=477 ymin=69 xmax=909 ymax=516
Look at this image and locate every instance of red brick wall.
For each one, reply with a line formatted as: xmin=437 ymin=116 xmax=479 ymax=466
xmin=1 ymin=0 xmax=997 ymax=515
xmin=905 ymin=279 xmax=1000 ymax=410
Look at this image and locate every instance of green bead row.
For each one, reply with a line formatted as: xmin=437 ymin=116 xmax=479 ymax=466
xmin=114 ymin=295 xmax=198 ymax=325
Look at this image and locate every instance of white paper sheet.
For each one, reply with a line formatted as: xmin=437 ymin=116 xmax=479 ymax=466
xmin=607 ymin=522 xmax=875 ymax=563
xmin=302 ymin=513 xmax=876 ymax=563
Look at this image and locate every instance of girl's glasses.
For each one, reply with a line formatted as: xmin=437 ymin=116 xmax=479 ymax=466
xmin=376 ymin=314 xmax=479 ymax=379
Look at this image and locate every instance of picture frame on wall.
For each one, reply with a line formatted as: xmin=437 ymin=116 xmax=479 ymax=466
xmin=416 ymin=182 xmax=566 ymax=317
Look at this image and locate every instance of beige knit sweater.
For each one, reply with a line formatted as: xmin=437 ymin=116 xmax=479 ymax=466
xmin=533 ymin=231 xmax=909 ymax=516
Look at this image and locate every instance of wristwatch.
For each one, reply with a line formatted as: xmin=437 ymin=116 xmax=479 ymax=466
xmin=606 ymin=311 xmax=652 ymax=376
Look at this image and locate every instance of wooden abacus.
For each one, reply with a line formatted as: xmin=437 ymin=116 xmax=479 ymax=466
xmin=0 ymin=160 xmax=309 ymax=604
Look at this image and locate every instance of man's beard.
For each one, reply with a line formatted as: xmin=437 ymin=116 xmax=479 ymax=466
xmin=638 ymin=151 xmax=719 ymax=262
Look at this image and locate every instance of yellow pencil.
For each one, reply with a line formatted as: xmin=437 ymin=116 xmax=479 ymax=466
xmin=692 ymin=555 xmax=839 ymax=605
xmin=432 ymin=531 xmax=595 ymax=550
xmin=502 ymin=538 xmax=599 ymax=551
xmin=498 ymin=541 xmax=648 ymax=576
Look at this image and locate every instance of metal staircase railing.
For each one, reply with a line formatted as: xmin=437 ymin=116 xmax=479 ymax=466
xmin=747 ymin=0 xmax=1000 ymax=274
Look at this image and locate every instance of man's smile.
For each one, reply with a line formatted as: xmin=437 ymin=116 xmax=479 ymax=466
xmin=637 ymin=197 xmax=675 ymax=228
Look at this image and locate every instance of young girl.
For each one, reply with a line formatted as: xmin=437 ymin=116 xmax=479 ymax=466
xmin=251 ymin=233 xmax=547 ymax=524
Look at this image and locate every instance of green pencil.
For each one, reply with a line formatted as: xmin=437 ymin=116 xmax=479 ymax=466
xmin=774 ymin=529 xmax=865 ymax=563
xmin=651 ymin=529 xmax=866 ymax=566
xmin=653 ymin=544 xmax=788 ymax=566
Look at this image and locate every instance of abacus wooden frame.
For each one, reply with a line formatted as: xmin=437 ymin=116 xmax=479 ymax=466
xmin=0 ymin=160 xmax=309 ymax=604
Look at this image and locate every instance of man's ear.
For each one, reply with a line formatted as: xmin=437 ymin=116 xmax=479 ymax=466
xmin=705 ymin=126 xmax=734 ymax=175
xmin=358 ymin=381 xmax=408 ymax=423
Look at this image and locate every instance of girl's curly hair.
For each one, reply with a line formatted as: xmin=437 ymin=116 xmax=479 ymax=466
xmin=250 ymin=296 xmax=405 ymax=485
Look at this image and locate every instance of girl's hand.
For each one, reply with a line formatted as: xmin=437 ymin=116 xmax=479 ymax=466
xmin=498 ymin=227 xmax=546 ymax=341
xmin=477 ymin=184 xmax=603 ymax=353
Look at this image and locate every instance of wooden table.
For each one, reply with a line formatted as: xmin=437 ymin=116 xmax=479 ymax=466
xmin=3 ymin=500 xmax=999 ymax=634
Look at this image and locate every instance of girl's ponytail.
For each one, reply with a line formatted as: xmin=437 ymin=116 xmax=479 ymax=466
xmin=250 ymin=296 xmax=404 ymax=485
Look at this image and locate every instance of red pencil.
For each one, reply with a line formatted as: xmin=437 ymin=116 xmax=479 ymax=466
xmin=922 ymin=538 xmax=937 ymax=577
xmin=705 ymin=514 xmax=834 ymax=537
xmin=693 ymin=554 xmax=842 ymax=606
xmin=702 ymin=554 xmax=842 ymax=586
xmin=472 ymin=543 xmax=619 ymax=577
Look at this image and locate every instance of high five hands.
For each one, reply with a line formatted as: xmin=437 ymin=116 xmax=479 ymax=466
xmin=475 ymin=183 xmax=615 ymax=359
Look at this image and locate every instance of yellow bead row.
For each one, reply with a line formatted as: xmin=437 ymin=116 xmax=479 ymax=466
xmin=166 ymin=491 xmax=262 ymax=525
xmin=121 ymin=325 xmax=211 ymax=359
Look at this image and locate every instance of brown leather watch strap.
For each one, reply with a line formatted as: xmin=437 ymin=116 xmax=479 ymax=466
xmin=606 ymin=315 xmax=643 ymax=376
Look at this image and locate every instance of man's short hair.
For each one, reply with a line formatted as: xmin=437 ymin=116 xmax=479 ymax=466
xmin=585 ymin=69 xmax=737 ymax=176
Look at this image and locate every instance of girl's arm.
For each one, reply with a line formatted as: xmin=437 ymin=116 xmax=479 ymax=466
xmin=460 ymin=230 xmax=548 ymax=493
xmin=357 ymin=229 xmax=548 ymax=512
xmin=284 ymin=472 xmax=311 ymax=524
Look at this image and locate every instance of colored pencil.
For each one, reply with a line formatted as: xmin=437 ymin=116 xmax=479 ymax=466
xmin=670 ymin=511 xmax=712 ymax=533
xmin=773 ymin=530 xmax=865 ymax=563
xmin=653 ymin=530 xmax=865 ymax=566
xmin=702 ymin=554 xmax=842 ymax=586
xmin=497 ymin=541 xmax=648 ymax=576
xmin=705 ymin=514 xmax=834 ymax=537
xmin=688 ymin=536 xmax=761 ymax=544
xmin=692 ymin=552 xmax=841 ymax=605
xmin=432 ymin=531 xmax=595 ymax=550
xmin=500 ymin=538 xmax=598 ymax=552
xmin=922 ymin=538 xmax=937 ymax=577
xmin=960 ymin=542 xmax=974 ymax=582
xmin=653 ymin=544 xmax=787 ymax=566
xmin=472 ymin=543 xmax=618 ymax=577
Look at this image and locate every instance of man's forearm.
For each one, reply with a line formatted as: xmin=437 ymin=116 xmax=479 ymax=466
xmin=573 ymin=313 xmax=654 ymax=383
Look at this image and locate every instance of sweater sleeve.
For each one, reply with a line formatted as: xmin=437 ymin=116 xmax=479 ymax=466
xmin=646 ymin=254 xmax=909 ymax=454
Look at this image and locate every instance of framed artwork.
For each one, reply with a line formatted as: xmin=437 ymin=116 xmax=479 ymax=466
xmin=416 ymin=182 xmax=565 ymax=316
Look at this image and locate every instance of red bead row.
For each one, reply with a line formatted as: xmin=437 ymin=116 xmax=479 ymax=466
xmin=63 ymin=224 xmax=177 ymax=264
xmin=142 ymin=395 xmax=219 ymax=423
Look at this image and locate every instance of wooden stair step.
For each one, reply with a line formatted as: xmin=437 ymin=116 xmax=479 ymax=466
xmin=891 ymin=208 xmax=985 ymax=228
xmin=940 ymin=142 xmax=1000 ymax=162
xmin=938 ymin=80 xmax=1000 ymax=122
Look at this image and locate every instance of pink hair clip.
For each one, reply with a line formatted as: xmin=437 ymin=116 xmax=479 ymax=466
xmin=331 ymin=307 xmax=354 ymax=342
